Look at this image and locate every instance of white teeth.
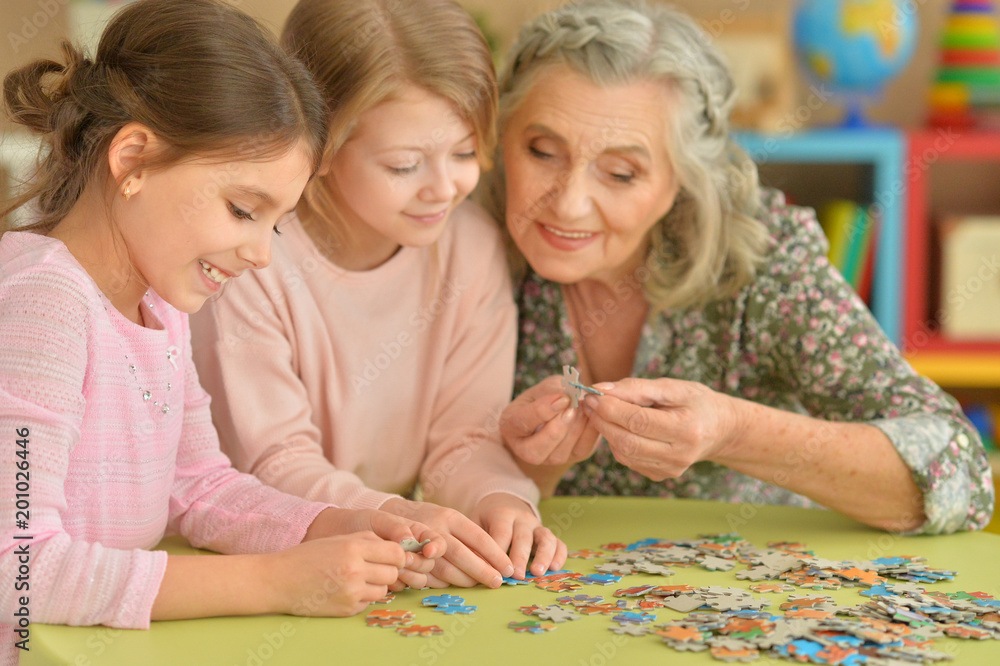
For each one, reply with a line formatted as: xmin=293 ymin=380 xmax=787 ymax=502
xmin=199 ymin=260 xmax=230 ymax=285
xmin=543 ymin=225 xmax=595 ymax=239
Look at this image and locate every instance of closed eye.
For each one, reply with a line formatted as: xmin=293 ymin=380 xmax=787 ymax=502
xmin=228 ymin=202 xmax=254 ymax=221
xmin=529 ymin=146 xmax=553 ymax=160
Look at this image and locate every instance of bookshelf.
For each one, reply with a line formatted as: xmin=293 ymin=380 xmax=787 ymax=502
xmin=734 ymin=128 xmax=906 ymax=346
xmin=903 ymin=129 xmax=1000 ymax=388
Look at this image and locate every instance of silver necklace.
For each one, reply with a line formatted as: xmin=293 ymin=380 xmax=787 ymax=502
xmin=114 ymin=292 xmax=176 ymax=416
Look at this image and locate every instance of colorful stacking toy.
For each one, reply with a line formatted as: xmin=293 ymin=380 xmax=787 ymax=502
xmin=929 ymin=0 xmax=1000 ymax=127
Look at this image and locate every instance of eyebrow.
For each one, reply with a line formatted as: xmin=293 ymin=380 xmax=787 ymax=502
xmin=526 ymin=123 xmax=651 ymax=159
xmin=232 ymin=185 xmax=275 ymax=206
xmin=376 ymin=132 xmax=476 ymax=154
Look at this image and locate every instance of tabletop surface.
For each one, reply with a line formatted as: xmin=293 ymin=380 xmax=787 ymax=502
xmin=21 ymin=497 xmax=1000 ymax=666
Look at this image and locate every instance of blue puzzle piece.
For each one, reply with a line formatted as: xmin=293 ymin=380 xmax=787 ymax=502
xmin=871 ymin=557 xmax=908 ymax=567
xmin=422 ymin=594 xmax=465 ymax=607
xmin=579 ymin=574 xmax=621 ymax=585
xmin=433 ymin=604 xmax=476 ymax=615
xmin=777 ymin=639 xmax=825 ymax=661
xmin=612 ymin=611 xmax=655 ymax=625
xmin=861 ymin=585 xmax=894 ymax=598
xmin=625 ymin=538 xmax=662 ymax=551
xmin=501 ymin=576 xmax=534 ymax=586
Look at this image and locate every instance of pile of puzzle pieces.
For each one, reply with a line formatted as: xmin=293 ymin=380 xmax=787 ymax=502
xmin=501 ymin=534 xmax=1000 ymax=663
xmin=364 ymin=593 xmax=477 ymax=638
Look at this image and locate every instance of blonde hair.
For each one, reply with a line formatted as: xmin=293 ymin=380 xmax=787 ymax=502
xmin=281 ymin=0 xmax=497 ymax=246
xmin=481 ymin=0 xmax=769 ymax=314
xmin=2 ymin=0 xmax=328 ymax=234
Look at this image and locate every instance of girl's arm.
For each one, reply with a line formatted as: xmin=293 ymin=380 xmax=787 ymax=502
xmin=415 ymin=207 xmax=565 ymax=576
xmin=0 ymin=260 xmax=168 ymax=629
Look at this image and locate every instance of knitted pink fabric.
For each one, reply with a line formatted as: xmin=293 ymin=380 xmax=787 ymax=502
xmin=0 ymin=232 xmax=330 ymax=661
xmin=191 ymin=201 xmax=540 ymax=515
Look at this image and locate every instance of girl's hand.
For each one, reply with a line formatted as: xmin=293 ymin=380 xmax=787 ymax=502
xmin=270 ymin=532 xmax=408 ymax=617
xmin=303 ymin=507 xmax=445 ymax=590
xmin=471 ymin=493 xmax=567 ymax=579
xmin=380 ymin=497 xmax=515 ymax=589
xmin=500 ymin=376 xmax=601 ymax=466
xmin=581 ymin=378 xmax=743 ymax=481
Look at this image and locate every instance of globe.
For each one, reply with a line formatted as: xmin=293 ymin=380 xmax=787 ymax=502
xmin=793 ymin=0 xmax=918 ymax=126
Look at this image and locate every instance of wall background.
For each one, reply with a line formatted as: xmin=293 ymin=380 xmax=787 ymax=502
xmin=0 ymin=0 xmax=948 ymax=134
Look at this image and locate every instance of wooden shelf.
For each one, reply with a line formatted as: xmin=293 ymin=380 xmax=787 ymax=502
xmin=906 ymin=350 xmax=1000 ymax=388
xmin=903 ymin=129 xmax=1000 ymax=389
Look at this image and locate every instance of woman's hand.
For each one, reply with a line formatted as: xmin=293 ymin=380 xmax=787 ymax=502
xmin=470 ymin=492 xmax=567 ymax=579
xmin=581 ymin=378 xmax=743 ymax=481
xmin=500 ymin=375 xmax=601 ymax=467
xmin=380 ymin=497 xmax=516 ymax=589
xmin=303 ymin=507 xmax=445 ymax=590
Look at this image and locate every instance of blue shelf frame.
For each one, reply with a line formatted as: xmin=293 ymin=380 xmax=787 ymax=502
xmin=733 ymin=129 xmax=905 ymax=346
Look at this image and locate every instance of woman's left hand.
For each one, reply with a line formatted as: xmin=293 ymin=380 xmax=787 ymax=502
xmin=581 ymin=378 xmax=744 ymax=481
xmin=470 ymin=493 xmax=567 ymax=579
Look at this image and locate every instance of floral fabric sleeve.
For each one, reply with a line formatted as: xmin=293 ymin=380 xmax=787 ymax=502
xmin=744 ymin=192 xmax=993 ymax=534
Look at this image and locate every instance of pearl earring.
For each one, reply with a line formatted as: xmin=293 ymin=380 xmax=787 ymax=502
xmin=122 ymin=182 xmax=133 ymax=201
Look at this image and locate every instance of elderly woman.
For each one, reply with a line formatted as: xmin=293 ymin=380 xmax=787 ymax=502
xmin=484 ymin=0 xmax=993 ymax=535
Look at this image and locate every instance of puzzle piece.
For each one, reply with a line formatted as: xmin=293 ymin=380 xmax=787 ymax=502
xmin=365 ymin=609 xmax=414 ymax=628
xmin=421 ymin=594 xmax=465 ymax=607
xmin=609 ymin=624 xmax=653 ymax=636
xmin=537 ymin=580 xmax=581 ymax=593
xmin=400 ymin=538 xmax=431 ymax=553
xmin=613 ymin=611 xmax=656 ymax=625
xmin=508 ymin=620 xmax=557 ymax=634
xmin=567 ymin=549 xmax=605 ymax=559
xmin=579 ymin=574 xmax=621 ymax=585
xmin=534 ymin=605 xmax=580 ymax=623
xmin=396 ymin=624 xmax=444 ymax=637
xmin=372 ymin=592 xmax=395 ymax=604
xmin=557 ymin=594 xmax=604 ymax=607
xmin=749 ymin=583 xmax=794 ymax=594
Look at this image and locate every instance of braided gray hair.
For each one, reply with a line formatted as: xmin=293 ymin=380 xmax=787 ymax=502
xmin=482 ymin=0 xmax=769 ymax=314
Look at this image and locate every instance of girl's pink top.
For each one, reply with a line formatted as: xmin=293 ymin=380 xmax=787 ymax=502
xmin=190 ymin=201 xmax=539 ymax=515
xmin=0 ymin=232 xmax=329 ymax=660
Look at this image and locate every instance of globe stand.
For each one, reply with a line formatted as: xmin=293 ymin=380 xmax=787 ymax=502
xmin=841 ymin=98 xmax=872 ymax=129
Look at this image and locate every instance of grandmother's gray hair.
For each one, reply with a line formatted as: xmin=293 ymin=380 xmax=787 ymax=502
xmin=480 ymin=0 xmax=769 ymax=314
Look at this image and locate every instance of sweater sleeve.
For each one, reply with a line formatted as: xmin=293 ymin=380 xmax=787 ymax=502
xmin=746 ymin=196 xmax=994 ymax=534
xmin=0 ymin=265 xmax=167 ymax=630
xmin=166 ymin=316 xmax=331 ymax=553
xmin=418 ymin=212 xmax=541 ymax=516
xmin=190 ymin=275 xmax=401 ymax=510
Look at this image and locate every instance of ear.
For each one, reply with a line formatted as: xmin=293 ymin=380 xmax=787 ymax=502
xmin=107 ymin=122 xmax=160 ymax=195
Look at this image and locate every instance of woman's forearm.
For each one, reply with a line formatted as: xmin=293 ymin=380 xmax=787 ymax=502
xmin=714 ymin=399 xmax=925 ymax=532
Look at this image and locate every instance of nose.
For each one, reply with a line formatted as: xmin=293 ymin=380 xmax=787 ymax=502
xmin=550 ymin=165 xmax=593 ymax=222
xmin=420 ymin=161 xmax=458 ymax=203
xmin=238 ymin=226 xmax=272 ymax=269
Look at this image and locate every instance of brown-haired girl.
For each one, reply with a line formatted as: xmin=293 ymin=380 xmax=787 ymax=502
xmin=0 ymin=0 xmax=444 ymax=656
xmin=191 ymin=0 xmax=565 ymax=587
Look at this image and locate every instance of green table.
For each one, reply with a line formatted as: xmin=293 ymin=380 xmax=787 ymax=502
xmin=21 ymin=497 xmax=1000 ymax=665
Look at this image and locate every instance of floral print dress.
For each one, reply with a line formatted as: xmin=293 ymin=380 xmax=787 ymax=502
xmin=513 ymin=190 xmax=994 ymax=534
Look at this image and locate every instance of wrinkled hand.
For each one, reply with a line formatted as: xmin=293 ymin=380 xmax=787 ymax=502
xmin=470 ymin=493 xmax=567 ymax=578
xmin=303 ymin=507 xmax=445 ymax=591
xmin=499 ymin=376 xmax=601 ymax=467
xmin=381 ymin=498 xmax=515 ymax=589
xmin=581 ymin=378 xmax=742 ymax=481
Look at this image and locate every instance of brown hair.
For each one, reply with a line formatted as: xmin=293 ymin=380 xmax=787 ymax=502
xmin=2 ymin=0 xmax=329 ymax=233
xmin=281 ymin=0 xmax=497 ymax=237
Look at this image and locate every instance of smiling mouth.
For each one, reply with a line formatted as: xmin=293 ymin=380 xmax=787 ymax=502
xmin=199 ymin=260 xmax=231 ymax=285
xmin=541 ymin=224 xmax=597 ymax=239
